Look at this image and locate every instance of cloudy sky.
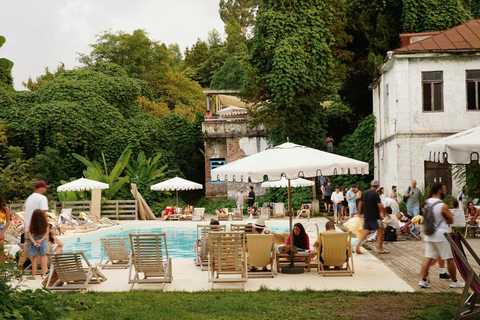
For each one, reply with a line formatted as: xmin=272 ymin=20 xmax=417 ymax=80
xmin=1 ymin=0 xmax=225 ymax=90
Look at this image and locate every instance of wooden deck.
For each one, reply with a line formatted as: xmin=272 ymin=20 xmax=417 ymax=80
xmin=371 ymin=234 xmax=480 ymax=292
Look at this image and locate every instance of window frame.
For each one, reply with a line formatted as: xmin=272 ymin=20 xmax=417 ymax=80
xmin=466 ymin=69 xmax=480 ymax=111
xmin=210 ymin=159 xmax=226 ymax=184
xmin=422 ymin=71 xmax=444 ymax=113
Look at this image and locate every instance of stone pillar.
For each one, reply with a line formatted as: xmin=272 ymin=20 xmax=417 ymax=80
xmin=91 ymin=189 xmax=102 ymax=218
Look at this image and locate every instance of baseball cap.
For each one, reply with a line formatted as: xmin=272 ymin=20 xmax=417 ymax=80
xmin=371 ymin=180 xmax=380 ymax=187
xmin=35 ymin=181 xmax=51 ymax=189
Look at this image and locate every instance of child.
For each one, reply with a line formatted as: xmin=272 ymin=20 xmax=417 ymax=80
xmin=28 ymin=209 xmax=49 ymax=280
xmin=48 ymin=224 xmax=64 ymax=253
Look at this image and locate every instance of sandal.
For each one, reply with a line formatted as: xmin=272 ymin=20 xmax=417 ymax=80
xmin=378 ymin=250 xmax=390 ymax=254
xmin=27 ymin=275 xmax=36 ymax=280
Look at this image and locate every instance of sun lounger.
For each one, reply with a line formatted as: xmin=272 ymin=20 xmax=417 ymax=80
xmin=259 ymin=208 xmax=270 ymax=220
xmin=208 ymin=231 xmax=248 ymax=290
xmin=444 ymin=232 xmax=480 ymax=319
xmin=317 ymin=231 xmax=354 ymax=276
xmin=196 ymin=224 xmax=226 ymax=269
xmin=59 ymin=208 xmax=98 ymax=231
xmin=192 ymin=208 xmax=205 ymax=221
xmin=232 ymin=208 xmax=243 ymax=221
xmin=99 ymin=237 xmax=130 ymax=269
xmin=230 ymin=224 xmax=254 ymax=234
xmin=246 ymin=234 xmax=276 ymax=277
xmin=80 ymin=212 xmax=117 ymax=227
xmin=46 ymin=252 xmax=107 ymax=292
xmin=273 ymin=203 xmax=285 ymax=219
xmin=128 ymin=233 xmax=172 ymax=290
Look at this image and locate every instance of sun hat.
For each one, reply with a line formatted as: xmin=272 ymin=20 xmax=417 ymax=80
xmin=254 ymin=219 xmax=266 ymax=229
xmin=35 ymin=181 xmax=51 ymax=189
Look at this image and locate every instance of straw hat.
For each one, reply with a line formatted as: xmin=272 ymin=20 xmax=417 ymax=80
xmin=254 ymin=219 xmax=266 ymax=229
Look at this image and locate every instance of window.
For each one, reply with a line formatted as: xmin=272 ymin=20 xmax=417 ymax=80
xmin=467 ymin=70 xmax=480 ymax=110
xmin=422 ymin=71 xmax=443 ymax=112
xmin=424 ymin=162 xmax=451 ymax=195
xmin=210 ymin=159 xmax=225 ymax=184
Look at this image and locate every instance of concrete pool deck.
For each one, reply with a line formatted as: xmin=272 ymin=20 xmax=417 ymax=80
xmin=18 ymin=217 xmax=415 ymax=292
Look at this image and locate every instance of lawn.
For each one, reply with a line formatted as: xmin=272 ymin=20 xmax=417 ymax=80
xmin=63 ymin=289 xmax=461 ymax=319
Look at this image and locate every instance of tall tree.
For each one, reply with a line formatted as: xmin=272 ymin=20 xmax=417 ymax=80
xmin=219 ymin=0 xmax=258 ymax=39
xmin=470 ymin=0 xmax=480 ymax=18
xmin=242 ymin=0 xmax=351 ymax=148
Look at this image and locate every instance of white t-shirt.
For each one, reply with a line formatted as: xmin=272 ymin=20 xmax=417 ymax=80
xmin=423 ymin=198 xmax=449 ymax=242
xmin=331 ymin=192 xmax=344 ymax=204
xmin=381 ymin=198 xmax=394 ymax=208
xmin=24 ymin=192 xmax=48 ymax=232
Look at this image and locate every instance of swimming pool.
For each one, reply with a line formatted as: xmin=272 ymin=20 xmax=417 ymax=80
xmin=61 ymin=222 xmax=291 ymax=260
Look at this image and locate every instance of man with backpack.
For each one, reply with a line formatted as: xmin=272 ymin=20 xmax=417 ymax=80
xmin=419 ymin=182 xmax=465 ymax=288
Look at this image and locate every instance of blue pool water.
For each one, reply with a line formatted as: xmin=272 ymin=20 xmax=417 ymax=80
xmin=62 ymin=223 xmax=290 ymax=260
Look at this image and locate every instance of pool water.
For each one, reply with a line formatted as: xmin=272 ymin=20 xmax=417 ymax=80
xmin=62 ymin=223 xmax=290 ymax=260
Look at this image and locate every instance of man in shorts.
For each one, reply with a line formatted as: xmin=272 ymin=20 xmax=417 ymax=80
xmin=355 ymin=180 xmax=390 ymax=254
xmin=324 ymin=182 xmax=333 ymax=213
xmin=419 ymin=182 xmax=465 ymax=288
xmin=346 ymin=184 xmax=357 ymax=219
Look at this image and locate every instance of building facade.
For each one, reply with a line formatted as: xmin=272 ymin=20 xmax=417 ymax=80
xmin=373 ymin=20 xmax=480 ymax=196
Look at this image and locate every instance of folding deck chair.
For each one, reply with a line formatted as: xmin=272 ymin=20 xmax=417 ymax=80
xmin=100 ymin=237 xmax=130 ymax=269
xmin=444 ymin=232 xmax=480 ymax=320
xmin=273 ymin=203 xmax=285 ymax=219
xmin=230 ymin=224 xmax=254 ymax=234
xmin=259 ymin=208 xmax=270 ymax=220
xmin=208 ymin=231 xmax=248 ymax=290
xmin=317 ymin=231 xmax=354 ymax=276
xmin=192 ymin=208 xmax=205 ymax=221
xmin=232 ymin=208 xmax=243 ymax=221
xmin=128 ymin=233 xmax=172 ymax=290
xmin=246 ymin=234 xmax=276 ymax=277
xmin=46 ymin=252 xmax=107 ymax=292
xmin=196 ymin=224 xmax=226 ymax=270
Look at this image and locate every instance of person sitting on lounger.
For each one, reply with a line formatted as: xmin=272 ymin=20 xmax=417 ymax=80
xmin=183 ymin=205 xmax=193 ymax=219
xmin=313 ymin=221 xmax=341 ymax=267
xmin=162 ymin=206 xmax=175 ymax=221
xmin=194 ymin=219 xmax=220 ymax=257
xmin=286 ymin=223 xmax=310 ymax=250
xmin=296 ymin=204 xmax=310 ymax=218
xmin=215 ymin=208 xmax=227 ymax=217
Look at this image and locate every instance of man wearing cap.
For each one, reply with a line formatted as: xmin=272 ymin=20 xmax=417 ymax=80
xmin=18 ymin=181 xmax=50 ymax=266
xmin=355 ymin=180 xmax=390 ymax=254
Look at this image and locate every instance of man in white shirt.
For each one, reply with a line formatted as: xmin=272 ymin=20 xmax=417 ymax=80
xmin=236 ymin=188 xmax=246 ymax=211
xmin=18 ymin=181 xmax=50 ymax=266
xmin=419 ymin=182 xmax=464 ymax=289
xmin=331 ymin=186 xmax=344 ymax=224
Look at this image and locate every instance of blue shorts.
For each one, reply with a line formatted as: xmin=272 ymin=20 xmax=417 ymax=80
xmin=327 ymin=147 xmax=333 ymax=153
xmin=364 ymin=219 xmax=382 ymax=231
xmin=333 ymin=203 xmax=342 ymax=213
xmin=348 ymin=203 xmax=357 ymax=214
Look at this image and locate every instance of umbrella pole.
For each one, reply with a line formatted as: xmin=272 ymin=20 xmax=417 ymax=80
xmin=82 ymin=190 xmax=85 ymax=212
xmin=176 ymin=189 xmax=178 ymax=209
xmin=282 ymin=178 xmax=304 ymax=274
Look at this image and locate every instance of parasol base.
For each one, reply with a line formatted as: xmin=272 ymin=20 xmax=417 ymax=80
xmin=281 ymin=267 xmax=304 ymax=274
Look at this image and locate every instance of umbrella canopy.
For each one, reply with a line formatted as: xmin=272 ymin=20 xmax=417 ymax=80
xmin=424 ymin=126 xmax=480 ymax=164
xmin=216 ymin=106 xmax=248 ymax=116
xmin=211 ymin=142 xmax=369 ymax=183
xmin=150 ymin=177 xmax=203 ymax=191
xmin=57 ymin=178 xmax=109 ymax=192
xmin=150 ymin=177 xmax=203 ymax=208
xmin=261 ymin=177 xmax=315 ymax=188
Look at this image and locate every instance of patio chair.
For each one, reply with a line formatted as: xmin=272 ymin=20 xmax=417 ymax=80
xmin=128 ymin=233 xmax=172 ymax=290
xmin=218 ymin=209 xmax=229 ymax=221
xmin=79 ymin=212 xmax=110 ymax=228
xmin=196 ymin=224 xmax=226 ymax=269
xmin=444 ymin=232 xmax=480 ymax=320
xmin=273 ymin=203 xmax=285 ymax=219
xmin=230 ymin=224 xmax=254 ymax=234
xmin=208 ymin=231 xmax=248 ymax=290
xmin=80 ymin=211 xmax=117 ymax=227
xmin=232 ymin=208 xmax=243 ymax=221
xmin=99 ymin=237 xmax=130 ymax=269
xmin=192 ymin=208 xmax=205 ymax=221
xmin=259 ymin=208 xmax=270 ymax=220
xmin=46 ymin=252 xmax=107 ymax=292
xmin=246 ymin=234 xmax=276 ymax=278
xmin=317 ymin=231 xmax=354 ymax=276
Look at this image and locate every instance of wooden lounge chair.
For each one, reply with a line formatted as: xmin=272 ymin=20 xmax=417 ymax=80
xmin=192 ymin=208 xmax=205 ymax=221
xmin=230 ymin=224 xmax=254 ymax=234
xmin=128 ymin=233 xmax=172 ymax=290
xmin=444 ymin=232 xmax=480 ymax=319
xmin=317 ymin=231 xmax=354 ymax=276
xmin=46 ymin=252 xmax=107 ymax=292
xmin=208 ymin=231 xmax=248 ymax=290
xmin=246 ymin=234 xmax=276 ymax=278
xmin=273 ymin=203 xmax=285 ymax=219
xmin=218 ymin=209 xmax=229 ymax=221
xmin=196 ymin=224 xmax=226 ymax=269
xmin=80 ymin=211 xmax=117 ymax=227
xmin=232 ymin=208 xmax=243 ymax=221
xmin=100 ymin=237 xmax=130 ymax=269
xmin=259 ymin=208 xmax=270 ymax=220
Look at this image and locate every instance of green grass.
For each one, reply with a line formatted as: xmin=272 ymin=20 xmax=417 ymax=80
xmin=62 ymin=289 xmax=462 ymax=319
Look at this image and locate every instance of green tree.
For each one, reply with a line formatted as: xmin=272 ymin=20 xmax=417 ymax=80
xmin=210 ymin=58 xmax=247 ymax=90
xmin=22 ymin=63 xmax=65 ymax=92
xmin=0 ymin=36 xmax=14 ymax=91
xmin=219 ymin=0 xmax=258 ymax=38
xmin=242 ymin=0 xmax=351 ymax=148
xmin=470 ymin=0 xmax=480 ymax=18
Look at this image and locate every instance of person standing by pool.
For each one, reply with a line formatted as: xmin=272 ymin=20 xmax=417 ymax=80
xmin=404 ymin=180 xmax=421 ymax=217
xmin=27 ymin=209 xmax=49 ymax=280
xmin=324 ymin=182 xmax=333 ymax=213
xmin=18 ymin=181 xmax=50 ymax=267
xmin=346 ymin=184 xmax=357 ymax=219
xmin=236 ymin=188 xmax=246 ymax=214
xmin=331 ymin=186 xmax=344 ymax=224
xmin=247 ymin=186 xmax=255 ymax=219
xmin=355 ymin=180 xmax=390 ymax=255
xmin=0 ymin=193 xmax=11 ymax=246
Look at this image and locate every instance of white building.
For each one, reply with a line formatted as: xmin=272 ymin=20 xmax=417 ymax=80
xmin=372 ymin=19 xmax=480 ymax=196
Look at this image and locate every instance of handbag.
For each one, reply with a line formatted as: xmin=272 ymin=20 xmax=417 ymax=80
xmin=403 ymin=187 xmax=410 ymax=204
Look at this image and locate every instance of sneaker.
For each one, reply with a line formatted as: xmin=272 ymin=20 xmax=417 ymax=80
xmin=450 ymin=280 xmax=465 ymax=288
xmin=419 ymin=279 xmax=431 ymax=288
xmin=439 ymin=273 xmax=451 ymax=279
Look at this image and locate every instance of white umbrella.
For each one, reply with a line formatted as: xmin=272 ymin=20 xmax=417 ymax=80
xmin=261 ymin=177 xmax=315 ymax=188
xmin=211 ymin=142 xmax=368 ymax=272
xmin=424 ymin=125 xmax=480 ymax=164
xmin=150 ymin=176 xmax=203 ymax=208
xmin=217 ymin=106 xmax=248 ymax=116
xmin=57 ymin=178 xmax=109 ymax=211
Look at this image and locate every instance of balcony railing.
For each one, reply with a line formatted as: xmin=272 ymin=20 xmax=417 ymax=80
xmin=202 ymin=116 xmax=267 ymax=136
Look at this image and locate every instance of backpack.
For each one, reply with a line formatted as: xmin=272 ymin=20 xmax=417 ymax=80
xmin=423 ymin=200 xmax=444 ymax=236
xmin=403 ymin=187 xmax=410 ymax=204
xmin=384 ymin=226 xmax=397 ymax=242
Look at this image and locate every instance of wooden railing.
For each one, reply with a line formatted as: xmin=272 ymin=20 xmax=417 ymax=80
xmin=7 ymin=200 xmax=137 ymax=220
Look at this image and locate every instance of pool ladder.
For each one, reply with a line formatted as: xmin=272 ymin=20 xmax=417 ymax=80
xmin=305 ymin=221 xmax=320 ymax=239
